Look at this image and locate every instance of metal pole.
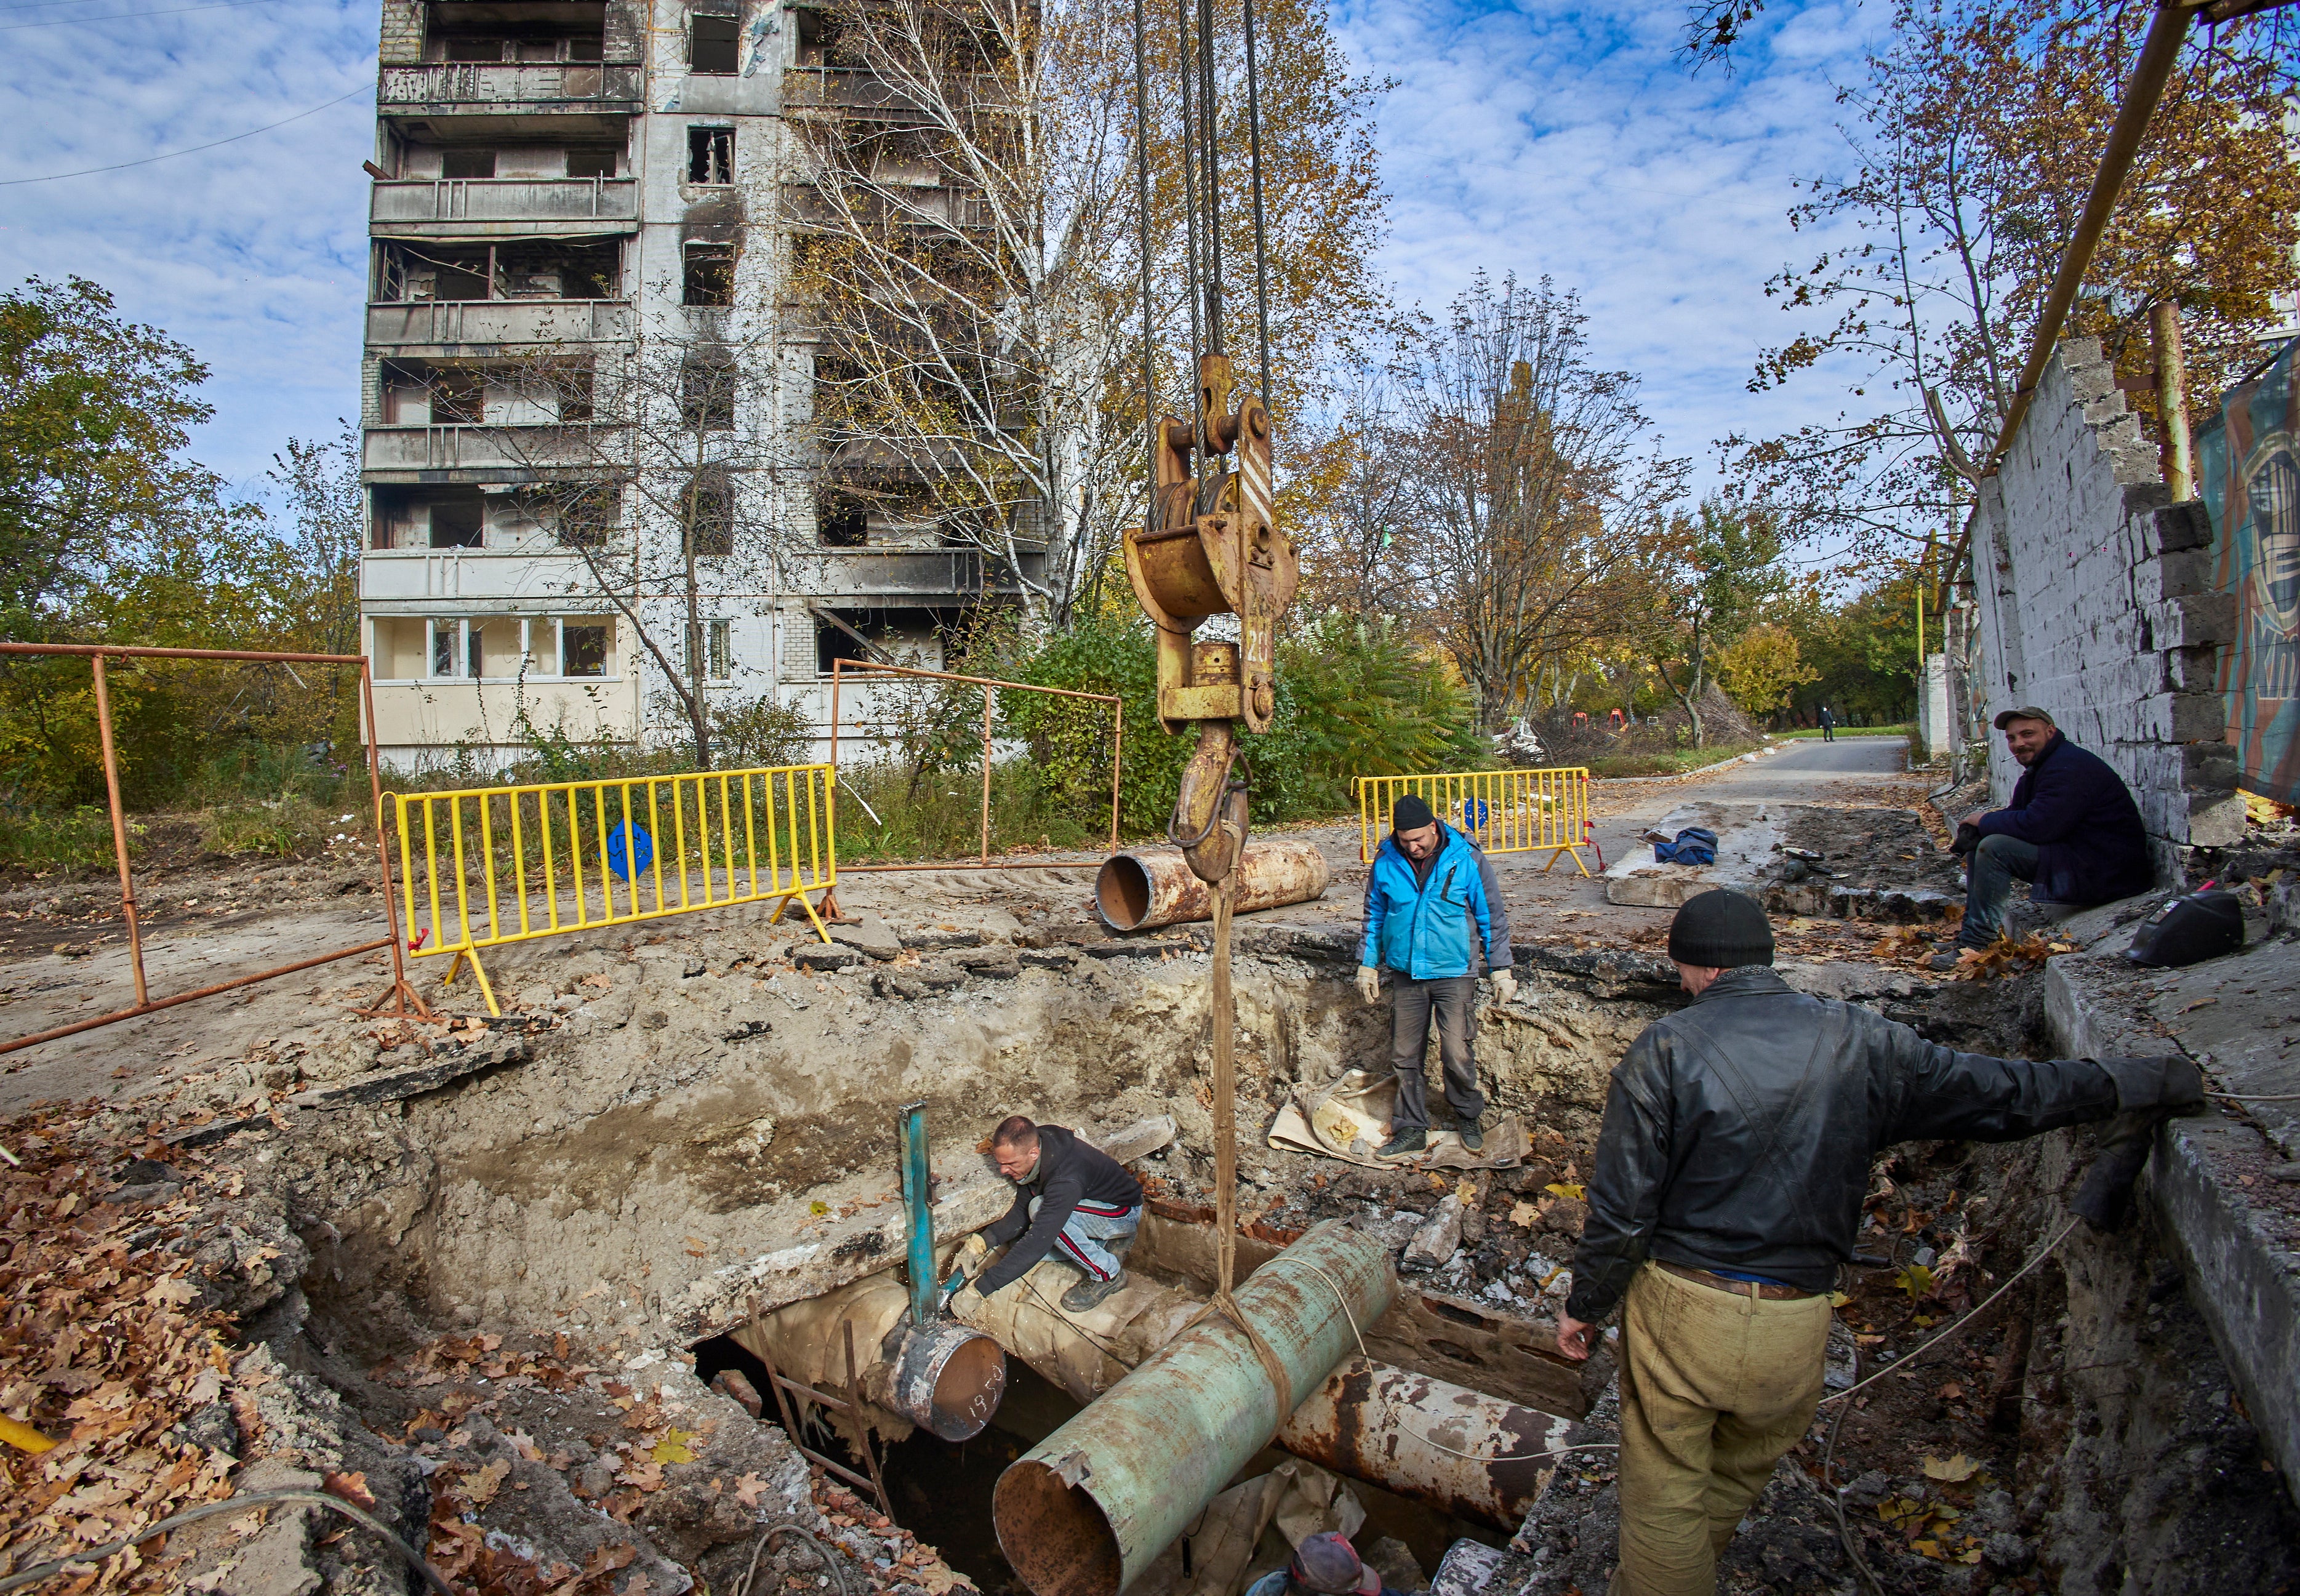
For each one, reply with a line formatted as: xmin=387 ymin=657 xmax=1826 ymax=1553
xmin=361 ymin=658 xmax=411 ymax=1012
xmin=0 ymin=938 xmax=396 ymax=1058
xmin=981 ymin=683 xmax=994 ymax=864
xmin=900 ymin=1101 xmax=936 ymax=1327
xmin=2152 ymin=298 xmax=2194 ymax=499
xmin=1109 ymin=697 xmax=1123 ymax=852
xmin=1983 ymin=0 xmax=2194 ymax=474
xmin=89 ymin=656 xmax=148 ymax=1008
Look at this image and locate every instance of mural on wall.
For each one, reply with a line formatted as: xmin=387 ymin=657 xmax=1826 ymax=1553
xmin=2198 ymin=337 xmax=2299 ymax=806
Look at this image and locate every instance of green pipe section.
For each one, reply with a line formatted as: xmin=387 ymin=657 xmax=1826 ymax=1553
xmin=991 ymin=1219 xmax=1397 ymax=1596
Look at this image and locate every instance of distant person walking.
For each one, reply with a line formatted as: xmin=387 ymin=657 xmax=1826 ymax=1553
xmin=1817 ymin=704 xmax=1836 ymax=743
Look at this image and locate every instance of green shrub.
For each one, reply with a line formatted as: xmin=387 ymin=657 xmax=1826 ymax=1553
xmin=199 ymin=793 xmax=330 ymax=857
xmin=0 ymin=805 xmax=135 ymax=870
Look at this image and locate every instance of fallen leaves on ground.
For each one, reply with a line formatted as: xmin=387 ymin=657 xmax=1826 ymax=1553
xmin=1953 ymin=932 xmax=2076 ymax=981
xmin=0 ymin=1104 xmax=252 ymax=1590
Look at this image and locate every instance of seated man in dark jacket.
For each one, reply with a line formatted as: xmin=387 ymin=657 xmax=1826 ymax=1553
xmin=1551 ymin=890 xmax=2198 ymax=1596
xmin=1957 ymin=706 xmax=2154 ymax=949
xmin=955 ymin=1117 xmax=1144 ymax=1313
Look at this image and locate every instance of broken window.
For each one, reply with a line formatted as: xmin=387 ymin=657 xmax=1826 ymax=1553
xmin=818 ymin=495 xmax=867 ymax=547
xmin=430 ymin=619 xmax=484 ymax=677
xmin=556 ymin=363 xmax=596 ymax=423
xmin=430 ymin=254 xmax=493 ymax=302
xmin=430 ymin=501 xmax=484 ymax=548
xmin=690 ymin=8 xmax=739 ymax=73
xmin=430 ymin=369 xmax=486 ymax=425
xmin=684 ymin=473 xmax=736 ymax=556
xmin=709 ymin=619 xmax=733 ymax=680
xmin=562 ymin=622 xmax=609 ymax=677
xmin=443 ymin=36 xmax=505 ymax=60
xmin=816 ymin=614 xmax=873 ymax=675
xmin=680 ymin=353 xmax=737 ymax=429
xmin=566 ymin=146 xmax=619 ymax=178
xmin=683 ymin=242 xmax=735 ymax=307
xmin=687 ymin=126 xmax=735 ymax=185
xmin=553 ymin=486 xmax=619 ymax=548
xmin=442 ymin=149 xmax=497 ymax=180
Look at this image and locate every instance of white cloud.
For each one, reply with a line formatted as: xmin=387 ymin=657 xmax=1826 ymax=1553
xmin=1329 ymin=0 xmax=1889 ymax=487
xmin=0 ymin=0 xmax=377 ymax=490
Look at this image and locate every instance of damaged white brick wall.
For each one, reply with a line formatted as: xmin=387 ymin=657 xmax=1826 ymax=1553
xmin=1966 ymin=337 xmax=2246 ymax=880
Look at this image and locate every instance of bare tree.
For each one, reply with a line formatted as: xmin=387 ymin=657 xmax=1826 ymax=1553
xmin=1392 ymin=274 xmax=1687 ymax=729
xmin=1290 ymin=366 xmax=1420 ymax=624
xmin=475 ymin=318 xmax=803 ymax=769
xmin=788 ymin=0 xmax=1395 ymax=631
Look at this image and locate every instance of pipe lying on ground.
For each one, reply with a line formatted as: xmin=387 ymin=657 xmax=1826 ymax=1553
xmin=1274 ymin=1359 xmax=1573 ymax=1531
xmin=735 ymin=1273 xmax=1007 ymax=1442
xmin=964 ymin=1256 xmax=1568 ymax=1531
xmin=1094 ymin=838 xmax=1329 ymax=932
xmin=992 ymin=1220 xmax=1395 ymax=1596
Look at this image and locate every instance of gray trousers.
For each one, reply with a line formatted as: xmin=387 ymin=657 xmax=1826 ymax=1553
xmin=1390 ymin=974 xmax=1486 ymax=1132
xmin=1959 ymin=833 xmax=2041 ymax=948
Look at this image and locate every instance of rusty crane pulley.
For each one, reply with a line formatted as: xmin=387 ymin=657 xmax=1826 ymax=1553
xmin=1124 ymin=354 xmax=1299 ymax=886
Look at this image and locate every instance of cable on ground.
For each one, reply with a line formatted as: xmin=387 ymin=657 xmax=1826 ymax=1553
xmin=0 ymin=1488 xmax=452 ymax=1595
xmin=731 ymin=1521 xmax=853 ymax=1596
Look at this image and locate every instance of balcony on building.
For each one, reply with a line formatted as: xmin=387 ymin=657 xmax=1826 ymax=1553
xmin=371 ymin=133 xmax=635 ymax=238
xmin=367 ymin=236 xmax=628 ymax=355
xmin=381 ymin=0 xmax=639 ymax=114
xmin=364 ymin=358 xmax=621 ymax=483
xmin=791 ymin=491 xmax=1039 ymax=604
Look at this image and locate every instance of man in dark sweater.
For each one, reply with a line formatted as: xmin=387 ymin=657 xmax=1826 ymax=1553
xmin=1957 ymin=706 xmax=2155 ymax=949
xmin=957 ymin=1117 xmax=1144 ymax=1313
xmin=1551 ymin=889 xmax=2200 ymax=1595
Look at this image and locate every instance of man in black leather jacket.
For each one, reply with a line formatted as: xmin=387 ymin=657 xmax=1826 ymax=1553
xmin=1551 ymin=889 xmax=2199 ymax=1596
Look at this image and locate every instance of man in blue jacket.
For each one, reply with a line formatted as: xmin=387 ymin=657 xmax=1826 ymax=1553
xmin=1957 ymin=706 xmax=2155 ymax=950
xmin=1357 ymin=793 xmax=1515 ymax=1159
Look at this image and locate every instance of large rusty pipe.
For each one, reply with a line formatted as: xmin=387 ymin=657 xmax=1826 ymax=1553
xmin=966 ymin=1261 xmax=1567 ymax=1532
xmin=1274 ymin=1360 xmax=1573 ymax=1531
xmin=1095 ymin=838 xmax=1329 ymax=932
xmin=737 ymin=1275 xmax=1008 ymax=1442
xmin=992 ymin=1221 xmax=1395 ymax=1596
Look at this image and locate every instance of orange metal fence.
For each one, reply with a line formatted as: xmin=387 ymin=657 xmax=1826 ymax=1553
xmin=827 ymin=659 xmax=1121 ymax=871
xmin=0 ymin=644 xmax=420 ymax=1059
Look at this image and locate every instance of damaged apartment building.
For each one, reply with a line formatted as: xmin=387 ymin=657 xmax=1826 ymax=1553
xmin=359 ymin=0 xmax=1040 ymax=771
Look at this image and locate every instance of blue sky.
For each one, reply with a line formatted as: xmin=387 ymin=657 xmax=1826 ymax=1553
xmin=0 ymin=0 xmax=1885 ymax=499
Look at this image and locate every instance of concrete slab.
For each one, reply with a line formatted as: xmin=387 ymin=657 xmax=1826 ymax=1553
xmin=2043 ymin=920 xmax=2300 ymax=1503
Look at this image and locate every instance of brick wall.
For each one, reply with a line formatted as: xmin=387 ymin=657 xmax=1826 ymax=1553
xmin=379 ymin=0 xmax=423 ymax=63
xmin=1966 ymin=338 xmax=2245 ymax=881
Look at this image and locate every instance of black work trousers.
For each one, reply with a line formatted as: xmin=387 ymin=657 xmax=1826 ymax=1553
xmin=1390 ymin=974 xmax=1486 ymax=1133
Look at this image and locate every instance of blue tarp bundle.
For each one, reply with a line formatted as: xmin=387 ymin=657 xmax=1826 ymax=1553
xmin=1653 ymin=827 xmax=1718 ymax=866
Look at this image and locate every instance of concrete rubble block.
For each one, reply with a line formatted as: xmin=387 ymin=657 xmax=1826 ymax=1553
xmin=948 ymin=946 xmax=1020 ymax=978
xmin=1019 ymin=948 xmax=1076 ymax=969
xmin=828 ymin=918 xmax=903 ymax=960
xmin=1401 ymin=1194 xmax=1464 ymax=1274
xmin=790 ymin=943 xmax=867 ymax=972
xmin=1018 ymin=919 xmax=1108 ymax=948
xmin=899 ymin=928 xmax=984 ymax=951
xmin=284 ymin=1037 xmax=531 ymax=1112
xmin=872 ymin=964 xmax=966 ymax=1000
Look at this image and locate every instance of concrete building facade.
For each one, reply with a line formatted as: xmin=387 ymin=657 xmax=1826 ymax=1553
xmin=359 ymin=0 xmax=1039 ymax=773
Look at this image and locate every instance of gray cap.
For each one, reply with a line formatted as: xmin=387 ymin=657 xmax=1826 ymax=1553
xmin=1993 ymin=705 xmax=2056 ymax=730
xmin=1290 ymin=1533 xmax=1373 ymax=1596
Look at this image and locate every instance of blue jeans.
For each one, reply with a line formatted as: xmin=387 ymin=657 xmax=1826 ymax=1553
xmin=1960 ymin=833 xmax=2041 ymax=948
xmin=1029 ymin=1196 xmax=1140 ymax=1282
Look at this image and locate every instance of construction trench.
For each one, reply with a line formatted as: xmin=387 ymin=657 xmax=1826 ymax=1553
xmin=7 ymin=814 xmax=2297 ymax=1596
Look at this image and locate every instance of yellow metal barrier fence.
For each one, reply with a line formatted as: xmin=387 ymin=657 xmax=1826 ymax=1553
xmin=1355 ymin=767 xmax=1593 ymax=875
xmin=388 ymin=763 xmax=838 ymax=1016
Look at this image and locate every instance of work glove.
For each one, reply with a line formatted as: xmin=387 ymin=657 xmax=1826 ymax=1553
xmin=2096 ymin=1055 xmax=2206 ymax=1114
xmin=1355 ymin=965 xmax=1380 ymax=1005
xmin=937 ymin=1272 xmax=971 ymax=1316
xmin=1490 ymin=970 xmax=1518 ymax=1007
xmin=956 ymin=1232 xmax=990 ymax=1278
xmin=2072 ymin=1056 xmax=2206 ymax=1232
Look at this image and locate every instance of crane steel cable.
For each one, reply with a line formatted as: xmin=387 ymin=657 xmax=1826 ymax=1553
xmin=1131 ymin=0 xmax=1158 ymax=540
xmin=1174 ymin=0 xmax=1204 ymax=458
xmin=1242 ymin=0 xmax=1273 ymax=409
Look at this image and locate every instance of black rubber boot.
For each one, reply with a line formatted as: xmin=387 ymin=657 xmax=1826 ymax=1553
xmin=1061 ymin=1270 xmax=1127 ymax=1312
xmin=1377 ymin=1128 xmax=1427 ymax=1161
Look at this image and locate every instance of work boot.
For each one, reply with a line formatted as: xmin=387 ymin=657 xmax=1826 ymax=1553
xmin=1061 ymin=1270 xmax=1127 ymax=1313
xmin=1377 ymin=1128 xmax=1426 ymax=1161
xmin=1458 ymin=1118 xmax=1485 ymax=1154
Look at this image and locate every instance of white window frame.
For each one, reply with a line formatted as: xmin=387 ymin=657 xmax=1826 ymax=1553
xmin=392 ymin=616 xmax=619 ymax=683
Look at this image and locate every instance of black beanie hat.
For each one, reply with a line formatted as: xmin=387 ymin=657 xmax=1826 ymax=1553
xmin=1667 ymin=889 xmax=1774 ymax=968
xmin=1392 ymin=793 xmax=1436 ymax=832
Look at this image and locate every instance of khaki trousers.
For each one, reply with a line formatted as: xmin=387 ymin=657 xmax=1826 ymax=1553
xmin=1608 ymin=1262 xmax=1831 ymax=1596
